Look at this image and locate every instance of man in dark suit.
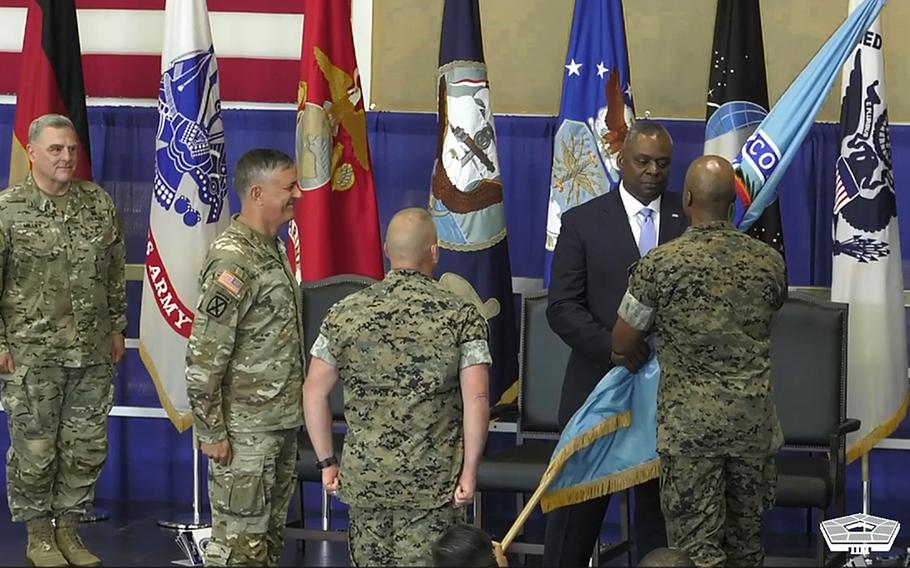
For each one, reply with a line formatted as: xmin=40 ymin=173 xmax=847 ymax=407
xmin=544 ymin=121 xmax=686 ymax=566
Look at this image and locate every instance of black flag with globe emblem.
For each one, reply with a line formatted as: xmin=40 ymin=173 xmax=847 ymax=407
xmin=704 ymin=0 xmax=785 ymax=258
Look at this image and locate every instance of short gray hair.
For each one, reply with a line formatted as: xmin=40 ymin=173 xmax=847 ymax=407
xmin=623 ymin=119 xmax=672 ymax=148
xmin=233 ymin=148 xmax=295 ymax=199
xmin=28 ymin=114 xmax=75 ymax=143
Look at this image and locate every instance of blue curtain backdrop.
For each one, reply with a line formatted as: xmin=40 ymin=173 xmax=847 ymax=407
xmin=0 ymin=104 xmax=908 ymax=520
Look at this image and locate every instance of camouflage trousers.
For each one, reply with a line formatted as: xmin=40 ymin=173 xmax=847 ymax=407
xmin=204 ymin=429 xmax=298 ymax=567
xmin=1 ymin=364 xmax=113 ymax=523
xmin=660 ymin=454 xmax=776 ymax=568
xmin=348 ymin=503 xmax=461 ymax=567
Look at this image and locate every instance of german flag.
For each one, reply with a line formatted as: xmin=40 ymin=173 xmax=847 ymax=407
xmin=9 ymin=0 xmax=91 ymax=186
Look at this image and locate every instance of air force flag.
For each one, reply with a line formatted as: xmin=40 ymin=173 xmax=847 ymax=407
xmin=140 ymin=0 xmax=228 ymax=431
xmin=831 ymin=0 xmax=907 ymax=462
xmin=544 ymin=0 xmax=634 ymax=284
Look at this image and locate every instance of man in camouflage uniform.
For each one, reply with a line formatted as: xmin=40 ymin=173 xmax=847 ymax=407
xmin=612 ymin=156 xmax=787 ymax=568
xmin=0 ymin=114 xmax=126 ymax=567
xmin=186 ymin=149 xmax=304 ymax=566
xmin=303 ymin=207 xmax=492 ymax=567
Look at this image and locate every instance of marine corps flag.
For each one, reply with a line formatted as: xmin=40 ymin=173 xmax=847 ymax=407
xmin=9 ymin=0 xmax=91 ymax=185
xmin=290 ymin=0 xmax=383 ymax=282
xmin=431 ymin=0 xmax=519 ymax=404
xmin=832 ymin=0 xmax=907 ymax=462
xmin=705 ymin=0 xmax=785 ymax=258
xmin=139 ymin=0 xmax=229 ymax=431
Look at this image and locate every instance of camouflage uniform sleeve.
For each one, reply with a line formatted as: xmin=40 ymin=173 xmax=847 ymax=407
xmin=309 ymin=307 xmax=338 ymax=366
xmin=0 ymin=217 xmax=8 ymax=354
xmin=618 ymin=257 xmax=658 ymax=333
xmin=103 ymin=194 xmax=128 ymax=333
xmin=185 ymin=258 xmax=252 ymax=444
xmin=458 ymin=304 xmax=492 ymax=369
xmin=772 ymin=250 xmax=788 ymax=309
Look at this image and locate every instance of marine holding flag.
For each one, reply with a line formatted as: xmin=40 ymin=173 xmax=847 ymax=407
xmin=430 ymin=0 xmax=518 ymax=405
xmin=831 ymin=2 xmax=908 ymax=462
xmin=614 ymin=156 xmax=787 ymax=568
xmin=139 ymin=0 xmax=229 ymax=431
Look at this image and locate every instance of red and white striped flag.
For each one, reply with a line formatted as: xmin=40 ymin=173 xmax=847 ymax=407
xmin=0 ymin=0 xmax=305 ymax=103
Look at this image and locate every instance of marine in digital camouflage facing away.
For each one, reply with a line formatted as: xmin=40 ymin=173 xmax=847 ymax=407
xmin=613 ymin=156 xmax=787 ymax=568
xmin=0 ymin=114 xmax=126 ymax=568
xmin=185 ymin=149 xmax=304 ymax=567
xmin=304 ymin=208 xmax=492 ymax=567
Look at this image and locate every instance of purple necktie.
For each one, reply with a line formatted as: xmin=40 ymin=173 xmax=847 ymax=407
xmin=638 ymin=208 xmax=656 ymax=257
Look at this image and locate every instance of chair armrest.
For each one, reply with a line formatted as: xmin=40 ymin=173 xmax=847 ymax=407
xmin=489 ymin=402 xmax=518 ymax=422
xmin=837 ymin=419 xmax=861 ymax=436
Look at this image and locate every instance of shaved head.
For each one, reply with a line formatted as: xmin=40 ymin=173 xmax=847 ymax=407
xmin=683 ymin=155 xmax=736 ymax=220
xmin=385 ymin=208 xmax=438 ymax=271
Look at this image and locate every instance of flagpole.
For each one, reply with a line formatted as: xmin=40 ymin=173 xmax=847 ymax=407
xmin=158 ymin=433 xmax=210 ymax=531
xmin=861 ymin=452 xmax=871 ymax=515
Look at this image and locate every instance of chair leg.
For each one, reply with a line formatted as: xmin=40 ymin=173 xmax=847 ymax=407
xmin=473 ymin=491 xmax=483 ymax=530
xmin=816 ymin=508 xmax=826 ymax=567
xmin=589 ymin=541 xmax=600 ymax=567
xmin=296 ymin=479 xmax=306 ymax=551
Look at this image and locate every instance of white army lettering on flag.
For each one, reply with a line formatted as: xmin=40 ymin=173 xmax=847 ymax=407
xmin=139 ymin=0 xmax=229 ymax=432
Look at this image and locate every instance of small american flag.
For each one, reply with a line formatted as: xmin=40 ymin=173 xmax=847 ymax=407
xmin=217 ymin=271 xmax=244 ymax=297
xmin=834 ymin=157 xmax=858 ymax=215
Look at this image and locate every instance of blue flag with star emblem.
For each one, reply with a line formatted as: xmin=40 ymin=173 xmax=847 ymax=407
xmin=430 ymin=0 xmax=519 ymax=405
xmin=544 ymin=0 xmax=634 ymax=285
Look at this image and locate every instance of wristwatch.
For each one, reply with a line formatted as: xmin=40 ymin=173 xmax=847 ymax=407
xmin=315 ymin=455 xmax=338 ymax=470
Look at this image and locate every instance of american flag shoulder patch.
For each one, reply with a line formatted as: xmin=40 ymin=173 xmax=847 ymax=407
xmin=216 ymin=270 xmax=245 ymax=298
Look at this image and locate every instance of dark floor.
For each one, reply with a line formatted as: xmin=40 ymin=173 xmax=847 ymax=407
xmin=2 ymin=497 xmax=907 ymax=567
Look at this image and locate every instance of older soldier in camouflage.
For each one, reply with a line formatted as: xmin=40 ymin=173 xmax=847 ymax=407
xmin=185 ymin=149 xmax=304 ymax=567
xmin=612 ymin=156 xmax=787 ymax=568
xmin=304 ymin=208 xmax=492 ymax=567
xmin=0 ymin=114 xmax=126 ymax=567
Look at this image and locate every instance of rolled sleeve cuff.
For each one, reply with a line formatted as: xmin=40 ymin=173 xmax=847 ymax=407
xmin=310 ymin=333 xmax=337 ymax=366
xmin=460 ymin=339 xmax=492 ymax=369
xmin=193 ymin=424 xmax=227 ymax=445
xmin=617 ymin=290 xmax=655 ymax=332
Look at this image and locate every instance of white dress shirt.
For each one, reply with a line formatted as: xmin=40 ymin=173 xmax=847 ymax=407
xmin=618 ymin=182 xmax=662 ymax=249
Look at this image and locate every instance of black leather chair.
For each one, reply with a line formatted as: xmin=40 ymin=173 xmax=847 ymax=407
xmin=770 ymin=291 xmax=860 ymax=566
xmin=474 ymin=290 xmax=631 ymax=563
xmin=287 ymin=274 xmax=375 ymax=544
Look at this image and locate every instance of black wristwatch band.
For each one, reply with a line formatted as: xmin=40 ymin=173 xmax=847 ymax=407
xmin=315 ymin=455 xmax=338 ymax=470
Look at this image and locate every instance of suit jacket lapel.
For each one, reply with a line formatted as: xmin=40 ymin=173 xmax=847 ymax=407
xmin=658 ymin=195 xmax=684 ymax=245
xmin=602 ymin=190 xmax=641 ymax=261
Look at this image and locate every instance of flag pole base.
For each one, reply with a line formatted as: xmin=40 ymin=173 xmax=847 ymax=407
xmin=157 ymin=514 xmax=211 ymax=531
xmin=79 ymin=508 xmax=109 ymax=523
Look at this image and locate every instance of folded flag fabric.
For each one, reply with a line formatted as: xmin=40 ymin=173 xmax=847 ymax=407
xmin=540 ymin=356 xmax=660 ymax=513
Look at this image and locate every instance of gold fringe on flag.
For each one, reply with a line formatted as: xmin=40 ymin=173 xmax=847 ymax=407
xmin=846 ymin=391 xmax=909 ymax=463
xmin=541 ymin=459 xmax=659 ymax=513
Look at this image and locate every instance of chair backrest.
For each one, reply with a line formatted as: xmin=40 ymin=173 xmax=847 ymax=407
xmin=518 ymin=290 xmax=572 ymax=436
xmin=770 ymin=291 xmax=848 ymax=447
xmin=301 ymin=274 xmax=377 ymax=420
